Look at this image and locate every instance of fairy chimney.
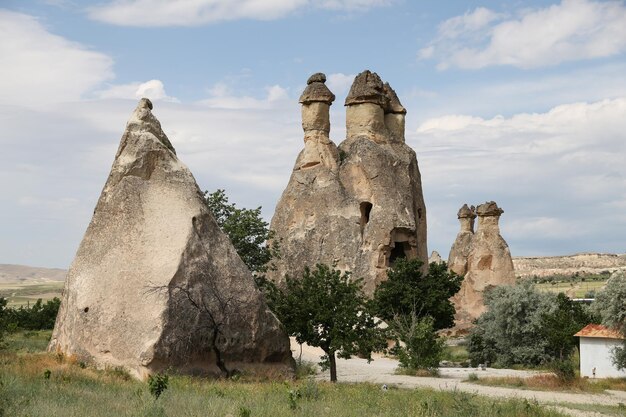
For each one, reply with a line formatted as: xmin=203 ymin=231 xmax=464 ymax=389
xmin=449 ymin=201 xmax=516 ymax=334
xmin=269 ymin=70 xmax=427 ymax=295
xmin=49 ymin=99 xmax=294 ymax=380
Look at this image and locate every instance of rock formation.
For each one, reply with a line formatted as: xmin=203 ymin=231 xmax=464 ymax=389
xmin=269 ymin=70 xmax=427 ymax=295
xmin=449 ymin=201 xmax=516 ymax=334
xmin=428 ymin=251 xmax=443 ymax=265
xmin=49 ymin=99 xmax=293 ymax=380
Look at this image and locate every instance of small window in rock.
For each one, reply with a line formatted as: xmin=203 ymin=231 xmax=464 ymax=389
xmin=83 ymin=307 xmax=89 ymax=313
xmin=417 ymin=208 xmax=423 ymax=219
xmin=360 ymin=202 xmax=373 ymax=226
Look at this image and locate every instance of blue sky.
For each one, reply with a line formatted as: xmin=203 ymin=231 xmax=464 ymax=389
xmin=1 ymin=0 xmax=625 ymax=268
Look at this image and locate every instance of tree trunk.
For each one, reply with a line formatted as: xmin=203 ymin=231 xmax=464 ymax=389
xmin=212 ymin=327 xmax=230 ymax=377
xmin=329 ymin=352 xmax=337 ymax=382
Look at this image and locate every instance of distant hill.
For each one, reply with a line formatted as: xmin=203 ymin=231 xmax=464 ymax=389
xmin=0 ymin=264 xmax=66 ymax=283
xmin=513 ymin=253 xmax=626 ymax=278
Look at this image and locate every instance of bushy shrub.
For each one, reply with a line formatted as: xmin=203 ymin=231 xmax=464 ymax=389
xmin=4 ymin=298 xmax=61 ymax=330
xmin=468 ymin=282 xmax=595 ymax=367
xmin=147 ymin=373 xmax=169 ymax=400
xmin=592 ymin=272 xmax=626 ymax=369
xmin=393 ymin=314 xmax=444 ymax=372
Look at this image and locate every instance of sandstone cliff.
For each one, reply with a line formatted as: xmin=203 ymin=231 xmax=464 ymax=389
xmin=49 ymin=99 xmax=293 ymax=380
xmin=269 ymin=71 xmax=427 ymax=295
xmin=513 ymin=253 xmax=626 ymax=278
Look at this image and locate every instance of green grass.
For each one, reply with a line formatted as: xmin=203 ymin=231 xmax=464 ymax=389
xmin=555 ymin=402 xmax=626 ymax=416
xmin=535 ymin=280 xmax=606 ymax=298
xmin=0 ymin=281 xmax=64 ymax=307
xmin=441 ymin=344 xmax=469 ymax=363
xmin=0 ymin=332 xmax=569 ymax=417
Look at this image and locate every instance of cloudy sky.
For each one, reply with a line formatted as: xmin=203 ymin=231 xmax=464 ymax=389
xmin=1 ymin=0 xmax=625 ymax=268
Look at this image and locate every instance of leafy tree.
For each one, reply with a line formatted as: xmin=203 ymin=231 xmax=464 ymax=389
xmin=592 ymin=272 xmax=626 ymax=369
xmin=541 ymin=293 xmax=598 ymax=360
xmin=4 ymin=298 xmax=61 ymax=331
xmin=264 ymin=264 xmax=386 ymax=382
xmin=371 ymin=259 xmax=462 ymax=331
xmin=393 ymin=313 xmax=444 ymax=372
xmin=204 ymin=189 xmax=276 ymax=275
xmin=0 ymin=297 xmax=7 ymax=346
xmin=468 ymin=281 xmax=595 ymax=367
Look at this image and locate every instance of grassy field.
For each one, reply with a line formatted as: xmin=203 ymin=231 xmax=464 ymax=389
xmin=0 ymin=281 xmax=64 ymax=307
xmin=535 ymin=280 xmax=606 ymax=298
xmin=0 ymin=331 xmax=569 ymax=417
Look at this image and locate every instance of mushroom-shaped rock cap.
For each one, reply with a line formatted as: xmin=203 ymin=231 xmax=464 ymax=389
xmin=345 ymin=70 xmax=385 ymax=107
xmin=299 ymin=72 xmax=336 ymax=105
xmin=383 ymin=83 xmax=406 ymax=114
xmin=476 ymin=201 xmax=504 ymax=217
xmin=457 ymin=204 xmax=477 ymax=219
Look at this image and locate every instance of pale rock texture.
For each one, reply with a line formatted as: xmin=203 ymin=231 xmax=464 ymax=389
xmin=49 ymin=99 xmax=293 ymax=380
xmin=429 ymin=251 xmax=443 ymax=265
xmin=269 ymin=71 xmax=427 ymax=295
xmin=449 ymin=201 xmax=516 ymax=334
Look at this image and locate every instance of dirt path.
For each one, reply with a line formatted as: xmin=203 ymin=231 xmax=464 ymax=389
xmin=293 ymin=340 xmax=623 ymax=417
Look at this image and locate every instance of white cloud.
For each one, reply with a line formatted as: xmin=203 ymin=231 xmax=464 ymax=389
xmin=419 ymin=0 xmax=626 ymax=69
xmin=88 ymin=0 xmax=391 ymax=27
xmin=326 ymin=73 xmax=355 ymax=95
xmin=0 ymin=9 xmax=113 ymax=107
xmin=95 ymin=79 xmax=179 ymax=102
xmin=198 ymin=83 xmax=291 ymax=109
xmin=411 ymin=97 xmax=626 ymax=256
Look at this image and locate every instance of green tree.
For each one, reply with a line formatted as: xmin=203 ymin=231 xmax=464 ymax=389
xmin=468 ymin=282 xmax=595 ymax=367
xmin=204 ymin=189 xmax=276 ymax=276
xmin=371 ymin=259 xmax=462 ymax=331
xmin=541 ymin=293 xmax=597 ymax=360
xmin=393 ymin=313 xmax=444 ymax=372
xmin=4 ymin=297 xmax=61 ymax=330
xmin=0 ymin=297 xmax=7 ymax=346
xmin=264 ymin=264 xmax=386 ymax=382
xmin=592 ymin=272 xmax=626 ymax=369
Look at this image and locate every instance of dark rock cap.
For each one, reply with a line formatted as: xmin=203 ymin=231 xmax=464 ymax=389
xmin=344 ymin=70 xmax=385 ymax=107
xmin=457 ymin=204 xmax=477 ymax=219
xmin=299 ymin=72 xmax=335 ymax=105
xmin=383 ymin=83 xmax=406 ymax=114
xmin=476 ymin=201 xmax=504 ymax=217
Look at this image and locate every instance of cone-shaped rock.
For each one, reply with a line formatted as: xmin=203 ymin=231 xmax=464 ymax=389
xmin=270 ymin=71 xmax=427 ymax=295
xmin=49 ymin=99 xmax=293 ymax=379
xmin=449 ymin=201 xmax=516 ymax=334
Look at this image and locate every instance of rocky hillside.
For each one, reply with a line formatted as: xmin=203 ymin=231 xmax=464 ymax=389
xmin=513 ymin=253 xmax=626 ymax=278
xmin=0 ymin=264 xmax=66 ymax=283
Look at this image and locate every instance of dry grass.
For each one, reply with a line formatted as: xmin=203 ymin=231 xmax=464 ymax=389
xmin=467 ymin=373 xmax=612 ymax=393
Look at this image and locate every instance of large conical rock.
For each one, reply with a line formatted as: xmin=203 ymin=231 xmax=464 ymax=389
xmin=449 ymin=201 xmax=516 ymax=334
xmin=269 ymin=71 xmax=427 ymax=295
xmin=49 ymin=99 xmax=293 ymax=379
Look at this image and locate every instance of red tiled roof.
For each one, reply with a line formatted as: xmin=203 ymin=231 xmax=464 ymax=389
xmin=574 ymin=324 xmax=624 ymax=340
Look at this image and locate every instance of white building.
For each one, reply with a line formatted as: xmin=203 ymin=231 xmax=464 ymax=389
xmin=575 ymin=324 xmax=626 ymax=378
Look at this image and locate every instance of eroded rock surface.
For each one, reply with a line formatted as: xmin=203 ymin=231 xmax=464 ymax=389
xmin=269 ymin=71 xmax=427 ymax=295
xmin=49 ymin=99 xmax=293 ymax=380
xmin=448 ymin=201 xmax=516 ymax=334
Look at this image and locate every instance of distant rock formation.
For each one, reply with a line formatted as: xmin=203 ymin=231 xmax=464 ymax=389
xmin=429 ymin=251 xmax=443 ymax=265
xmin=49 ymin=99 xmax=293 ymax=380
xmin=448 ymin=201 xmax=516 ymax=334
xmin=269 ymin=70 xmax=427 ymax=295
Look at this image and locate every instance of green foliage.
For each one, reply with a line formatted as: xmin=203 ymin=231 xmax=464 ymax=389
xmin=371 ymin=259 xmax=462 ymax=331
xmin=467 ymin=372 xmax=479 ymax=382
xmin=593 ymin=272 xmax=626 ymax=369
xmin=148 ymin=373 xmax=169 ymax=400
xmin=468 ymin=281 xmax=595 ymax=367
xmin=541 ymin=293 xmax=597 ymax=360
xmin=549 ymin=359 xmax=576 ymax=383
xmin=0 ymin=298 xmax=6 ymax=346
xmin=204 ymin=189 xmax=276 ymax=275
xmin=264 ymin=264 xmax=386 ymax=382
xmin=238 ymin=405 xmax=251 ymax=417
xmin=392 ymin=314 xmax=444 ymax=371
xmin=2 ymin=297 xmax=60 ymax=331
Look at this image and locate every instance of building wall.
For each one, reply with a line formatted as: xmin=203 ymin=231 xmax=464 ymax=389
xmin=579 ymin=337 xmax=626 ymax=378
